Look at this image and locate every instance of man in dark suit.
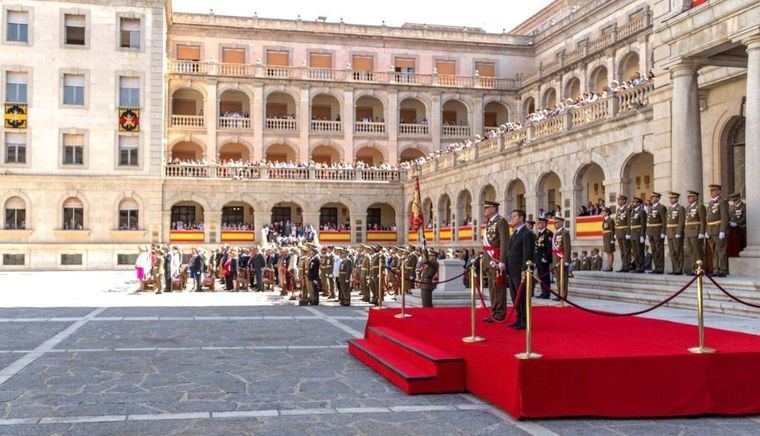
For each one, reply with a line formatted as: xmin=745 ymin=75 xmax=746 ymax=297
xmin=307 ymin=246 xmax=321 ymax=305
xmin=251 ymin=246 xmax=266 ymax=292
xmin=506 ymin=210 xmax=536 ymax=330
xmin=163 ymin=247 xmax=173 ymax=292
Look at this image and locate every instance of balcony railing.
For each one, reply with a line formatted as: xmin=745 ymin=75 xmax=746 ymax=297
xmin=310 ymin=120 xmax=342 ymax=133
xmin=441 ymin=125 xmax=471 ymax=137
xmin=484 ymin=126 xmax=500 ymax=135
xmin=170 ymin=115 xmax=204 ymax=128
xmin=570 ymin=99 xmax=609 ymax=128
xmin=165 ymin=164 xmax=402 ymax=182
xmin=354 ymin=121 xmax=386 ymax=134
xmin=218 ymin=117 xmax=251 ymax=129
xmin=168 ymin=60 xmax=519 ymax=90
xmin=265 ymin=118 xmax=297 ymax=131
xmin=399 ymin=123 xmax=429 ymax=136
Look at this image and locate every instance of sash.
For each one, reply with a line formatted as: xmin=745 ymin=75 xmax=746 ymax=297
xmin=552 ymin=231 xmax=564 ymax=259
xmin=481 ymin=225 xmax=501 ymax=260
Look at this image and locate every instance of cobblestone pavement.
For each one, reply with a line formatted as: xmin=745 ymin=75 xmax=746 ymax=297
xmin=0 ymin=272 xmax=759 ymax=435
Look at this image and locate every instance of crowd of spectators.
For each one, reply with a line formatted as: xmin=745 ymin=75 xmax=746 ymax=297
xmin=171 ymin=221 xmax=204 ymax=230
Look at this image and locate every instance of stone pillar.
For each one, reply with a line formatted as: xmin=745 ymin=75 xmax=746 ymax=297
xmin=252 ymin=84 xmax=264 ymax=161
xmin=253 ymin=209 xmax=271 ymax=244
xmin=431 ymin=94 xmax=442 ymax=150
xmin=387 ymin=89 xmax=399 ymax=164
xmin=472 ymin=95 xmax=483 ymax=137
xmin=343 ymin=88 xmax=354 ymax=161
xmin=732 ymin=35 xmax=760 ymax=274
xmin=298 ymin=86 xmax=310 ymax=161
xmin=302 ymin=210 xmax=320 ymax=232
xmin=206 ymin=80 xmax=219 ymax=162
xmin=669 ymin=61 xmax=702 ymax=196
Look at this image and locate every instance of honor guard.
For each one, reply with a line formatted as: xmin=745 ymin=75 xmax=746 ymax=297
xmin=481 ymin=200 xmax=510 ymax=322
xmin=705 ymin=184 xmax=730 ymax=276
xmin=360 ymin=245 xmax=372 ymax=302
xmin=402 ymin=245 xmax=418 ymax=295
xmin=629 ymin=197 xmax=647 ymax=273
xmin=666 ymin=192 xmax=686 ymax=275
xmin=418 ymin=249 xmax=439 ymax=307
xmin=684 ymin=190 xmax=707 ymax=275
xmin=590 ymin=248 xmax=603 ymax=271
xmin=601 ymin=207 xmax=615 ymax=271
xmin=614 ymin=195 xmax=632 ymax=272
xmin=729 ymin=193 xmax=746 ymax=250
xmin=646 ymin=192 xmax=667 ymax=274
xmin=337 ymin=247 xmax=353 ymax=306
xmin=319 ymin=247 xmax=334 ymax=298
xmin=307 ymin=245 xmax=321 ymax=305
xmin=534 ymin=217 xmax=553 ymax=299
xmin=551 ymin=216 xmax=571 ymax=299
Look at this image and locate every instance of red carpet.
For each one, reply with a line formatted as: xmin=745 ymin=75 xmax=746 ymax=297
xmin=351 ymin=306 xmax=760 ymax=419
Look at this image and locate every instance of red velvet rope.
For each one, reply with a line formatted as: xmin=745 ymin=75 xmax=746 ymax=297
xmin=705 ymin=274 xmax=760 ymax=309
xmin=474 ymin=276 xmax=524 ymax=324
xmin=383 ymin=264 xmax=473 ymax=286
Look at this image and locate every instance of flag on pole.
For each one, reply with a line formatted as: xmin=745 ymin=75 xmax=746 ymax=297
xmin=410 ymin=173 xmax=424 ymax=230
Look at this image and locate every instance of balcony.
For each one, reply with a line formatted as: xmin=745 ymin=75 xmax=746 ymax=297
xmin=398 ymin=123 xmax=429 ymax=136
xmin=164 ymin=163 xmax=402 ymax=182
xmin=354 ymin=121 xmax=386 ymax=135
xmin=441 ymin=125 xmax=471 ymax=137
xmin=170 ymin=115 xmax=204 ymax=128
xmin=168 ymin=60 xmax=518 ymax=90
xmin=218 ymin=117 xmax=251 ymax=130
xmin=310 ymin=120 xmax=342 ymax=134
xmin=265 ymin=118 xmax=297 ymax=132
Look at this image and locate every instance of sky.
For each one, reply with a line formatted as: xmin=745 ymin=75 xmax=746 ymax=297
xmin=172 ymin=0 xmax=555 ymax=34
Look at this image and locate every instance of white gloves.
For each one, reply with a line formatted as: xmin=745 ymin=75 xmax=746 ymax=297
xmin=704 ymin=233 xmax=710 ymax=240
xmin=489 ymin=260 xmax=497 ymax=268
xmin=698 ymin=234 xmax=704 ymax=240
xmin=675 ymin=234 xmax=681 ymax=239
xmin=639 ymin=236 xmax=645 ymax=244
xmin=498 ymin=262 xmax=506 ymax=272
xmin=660 ymin=234 xmax=666 ymax=239
xmin=625 ymin=234 xmax=631 ymax=240
xmin=730 ymin=222 xmax=737 ymax=228
xmin=541 ymin=258 xmax=548 ymax=264
xmin=719 ymin=232 xmax=725 ymax=240
xmin=564 ymin=262 xmax=571 ymax=267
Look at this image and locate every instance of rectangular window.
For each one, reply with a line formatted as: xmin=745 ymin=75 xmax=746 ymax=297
xmin=266 ymin=50 xmax=289 ymax=66
xmin=118 ymin=135 xmax=138 ymax=166
xmin=119 ymin=76 xmax=139 ymax=108
xmin=222 ymin=47 xmax=245 ymax=64
xmin=63 ymin=74 xmax=85 ymax=105
xmin=435 ymin=60 xmax=456 ymax=76
xmin=61 ymin=254 xmax=83 ymax=265
xmin=63 ymin=207 xmax=83 ymax=230
xmin=64 ymin=14 xmax=86 ymax=45
xmin=6 ymin=10 xmax=28 ymax=43
xmin=4 ymin=132 xmax=26 ymax=164
xmin=119 ymin=209 xmax=138 ymax=229
xmin=117 ymin=253 xmax=138 ymax=265
xmin=352 ymin=55 xmax=373 ymax=71
xmin=475 ymin=62 xmax=495 ymax=77
xmin=62 ymin=133 xmax=84 ymax=165
xmin=394 ymin=57 xmax=415 ymax=70
xmin=177 ymin=45 xmax=200 ymax=61
xmin=5 ymin=72 xmax=28 ymax=103
xmin=309 ymin=53 xmax=332 ymax=69
xmin=5 ymin=206 xmax=25 ymax=229
xmin=119 ymin=17 xmax=140 ymax=49
xmin=3 ymin=254 xmax=25 ymax=265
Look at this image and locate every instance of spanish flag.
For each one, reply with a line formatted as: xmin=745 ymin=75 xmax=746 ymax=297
xmin=409 ymin=172 xmax=424 ymax=231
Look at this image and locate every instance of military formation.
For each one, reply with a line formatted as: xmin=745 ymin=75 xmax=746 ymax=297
xmin=608 ymin=184 xmax=745 ymax=277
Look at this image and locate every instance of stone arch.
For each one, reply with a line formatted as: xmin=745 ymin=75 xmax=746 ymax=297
xmin=536 ymin=171 xmax=562 ymax=215
xmin=621 ymin=151 xmax=654 ymax=200
xmin=574 ymin=162 xmax=606 ymax=214
xmin=310 ymin=143 xmax=343 ymax=164
xmin=398 ymin=93 xmax=432 ymax=115
xmin=541 ymin=86 xmax=558 ymax=108
xmin=262 ymin=86 xmax=300 ymax=104
xmin=483 ymin=100 xmax=510 ymax=128
xmin=617 ymin=51 xmax=641 ymax=82
xmin=482 ymin=96 xmax=514 ymax=120
xmin=221 ymin=200 xmax=254 ymax=229
xmin=398 ymin=96 xmax=429 ymax=124
xmin=60 ymin=192 xmax=88 ymax=230
xmin=355 ymin=145 xmax=386 ymax=165
xmin=169 ymin=199 xmax=207 ymax=229
xmin=115 ymin=192 xmax=144 ymax=231
xmin=505 ymin=179 xmax=527 ymax=212
xmin=217 ymin=138 xmax=254 ymax=162
xmin=168 ymin=81 xmax=207 ymax=100
xmin=170 ymin=87 xmax=205 ymax=116
xmin=271 ymin=201 xmax=304 ymax=227
xmin=522 ymin=96 xmax=536 ymax=117
xmin=437 ymin=194 xmax=452 ymax=227
xmin=456 ymin=189 xmax=473 ymax=226
xmin=2 ymin=191 xmax=30 ymax=229
xmin=218 ymin=88 xmax=251 ymax=117
xmin=318 ymin=201 xmax=351 ymax=230
xmin=264 ymin=141 xmax=299 ymax=163
xmin=366 ymin=202 xmax=397 ymax=231
xmin=399 ymin=146 xmax=426 ymax=163
xmin=168 ymin=139 xmax=206 ymax=161
xmin=589 ymin=65 xmax=609 ymax=93
xmin=719 ymin=115 xmax=746 ymax=197
xmin=355 ymin=94 xmax=386 ymax=122
xmin=310 ymin=92 xmax=342 ymax=121
xmin=564 ymin=76 xmax=582 ymax=99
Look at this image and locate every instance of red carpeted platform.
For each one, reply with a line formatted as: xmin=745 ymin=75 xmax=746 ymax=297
xmin=348 ymin=306 xmax=760 ymax=419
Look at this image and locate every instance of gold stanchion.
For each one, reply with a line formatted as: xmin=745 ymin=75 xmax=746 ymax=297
xmin=395 ymin=261 xmax=411 ymax=318
xmin=516 ymin=261 xmax=542 ymax=359
xmin=373 ymin=253 xmax=387 ymax=310
xmin=479 ymin=256 xmax=484 ymax=303
xmin=556 ymin=258 xmax=568 ymax=307
xmin=462 ymin=261 xmax=485 ymax=343
xmin=688 ymin=260 xmax=716 ymax=354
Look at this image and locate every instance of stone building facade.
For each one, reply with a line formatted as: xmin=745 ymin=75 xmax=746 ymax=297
xmin=0 ymin=0 xmax=757 ymax=272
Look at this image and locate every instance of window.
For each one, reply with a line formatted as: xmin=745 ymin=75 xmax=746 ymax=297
xmin=4 ymin=132 xmax=26 ymax=164
xmin=62 ymin=133 xmax=84 ymax=165
xmin=5 ymin=72 xmax=27 ymax=103
xmin=271 ymin=207 xmax=291 ymax=224
xmin=394 ymin=58 xmax=415 ymax=83
xmin=119 ymin=17 xmax=140 ymax=49
xmin=171 ymin=206 xmax=196 ymax=225
xmin=177 ymin=45 xmax=200 ymax=61
xmin=352 ymin=55 xmax=374 ymax=80
xmin=320 ymin=207 xmax=337 ymax=227
xmin=117 ymin=254 xmax=138 ymax=265
xmin=4 ymin=197 xmax=25 ymax=229
xmin=310 ymin=53 xmax=332 ymax=68
xmin=475 ymin=62 xmax=495 ymax=77
xmin=728 ymin=118 xmax=745 ymax=197
xmin=118 ymin=199 xmax=139 ymax=230
xmin=61 ymin=254 xmax=82 ymax=265
xmin=222 ymin=47 xmax=245 ymax=64
xmin=367 ymin=208 xmax=381 ymax=228
xmin=222 ymin=206 xmax=244 ymax=226
xmin=6 ymin=10 xmax=28 ymax=43
xmin=3 ymin=254 xmax=24 ymax=265
xmin=64 ymin=14 xmax=85 ymax=45
xmin=62 ymin=197 xmax=84 ymax=230
xmin=119 ymin=77 xmax=139 ymax=107
xmin=63 ymin=74 xmax=85 ymax=105
xmin=118 ymin=135 xmax=138 ymax=166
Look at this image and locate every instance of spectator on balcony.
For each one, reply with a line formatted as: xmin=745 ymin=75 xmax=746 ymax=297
xmin=552 ymin=204 xmax=562 ymax=218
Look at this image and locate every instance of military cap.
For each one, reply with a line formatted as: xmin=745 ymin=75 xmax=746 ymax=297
xmin=686 ymin=190 xmax=700 ymax=196
xmin=617 ymin=194 xmax=628 ymax=201
xmin=426 ymin=248 xmax=438 ymax=256
xmin=729 ymin=192 xmax=741 ymax=200
xmin=397 ymin=247 xmax=408 ymax=254
xmin=527 ymin=220 xmax=536 ymax=225
xmin=708 ymin=184 xmax=722 ymax=190
xmin=668 ymin=192 xmax=680 ymax=198
xmin=537 ymin=217 xmax=548 ymax=223
xmin=633 ymin=197 xmax=643 ymax=202
xmin=483 ymin=200 xmax=500 ymax=207
xmin=651 ymin=192 xmax=662 ymax=198
xmin=361 ymin=244 xmax=372 ymax=250
xmin=374 ymin=244 xmax=383 ymax=251
xmin=553 ymin=215 xmax=565 ymax=221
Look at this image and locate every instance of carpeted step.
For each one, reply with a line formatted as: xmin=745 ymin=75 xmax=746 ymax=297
xmin=366 ymin=326 xmax=462 ymax=370
xmin=348 ymin=338 xmax=438 ymax=394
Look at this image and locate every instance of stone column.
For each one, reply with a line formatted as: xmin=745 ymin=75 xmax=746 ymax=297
xmin=206 ymin=80 xmax=219 ymax=162
xmin=431 ymin=94 xmax=442 ymax=150
xmin=732 ymin=36 xmax=760 ymax=274
xmin=252 ymin=84 xmax=264 ymax=161
xmin=343 ymin=88 xmax=354 ymax=161
xmin=253 ymin=209 xmax=271 ymax=244
xmin=669 ymin=61 xmax=702 ymax=196
xmin=472 ymin=95 xmax=483 ymax=137
xmin=298 ymin=86 xmax=310 ymax=161
xmin=387 ymin=89 xmax=399 ymax=164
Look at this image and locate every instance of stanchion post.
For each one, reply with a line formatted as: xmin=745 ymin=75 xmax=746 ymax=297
xmin=395 ymin=262 xmax=411 ymax=318
xmin=462 ymin=261 xmax=485 ymax=343
xmin=556 ymin=256 xmax=568 ymax=307
xmin=373 ymin=252 xmax=387 ymax=310
xmin=688 ymin=260 xmax=716 ymax=354
xmin=516 ymin=261 xmax=542 ymax=359
xmin=479 ymin=255 xmax=484 ymax=302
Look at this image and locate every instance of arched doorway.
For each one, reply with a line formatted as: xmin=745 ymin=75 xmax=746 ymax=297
xmin=506 ymin=179 xmax=526 ymax=212
xmin=722 ymin=117 xmax=745 ymax=197
xmin=311 ymin=144 xmax=341 ymax=164
xmin=171 ymin=88 xmax=203 ymax=116
xmin=575 ymin=163 xmax=606 ymax=214
xmin=483 ymin=101 xmax=509 ymax=132
xmin=564 ymin=77 xmax=581 ymax=99
xmin=456 ymin=190 xmax=473 ymax=226
xmin=355 ymin=146 xmax=384 ymax=166
xmin=311 ymin=93 xmax=341 ymax=132
xmin=622 ymin=152 xmax=654 ymax=200
xmin=265 ymin=91 xmax=297 ymax=131
xmin=618 ymin=52 xmax=640 ymax=82
xmin=590 ymin=65 xmax=609 ymax=93
xmin=523 ymin=97 xmax=536 ymax=117
xmin=319 ymin=202 xmax=350 ymax=231
xmin=437 ymin=194 xmax=452 ymax=227
xmin=171 ymin=201 xmax=204 ymax=229
xmin=169 ymin=140 xmax=204 ymax=161
xmin=441 ymin=99 xmax=469 ymax=136
xmin=366 ymin=202 xmax=396 ymax=231
xmin=221 ymin=201 xmax=254 ymax=229
xmin=537 ymin=172 xmax=562 ymax=216
xmin=218 ymin=90 xmax=250 ymax=128
xmin=399 ymin=147 xmax=425 ymax=164
xmin=265 ymin=143 xmax=297 ymax=163
xmin=218 ymin=142 xmax=250 ymax=162
xmin=271 ymin=201 xmax=303 ymax=227
xmin=399 ymin=97 xmax=427 ymax=124
xmin=542 ymin=87 xmax=557 ymax=108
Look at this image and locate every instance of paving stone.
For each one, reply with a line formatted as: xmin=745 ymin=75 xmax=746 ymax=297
xmin=0 ymin=322 xmax=73 ymax=351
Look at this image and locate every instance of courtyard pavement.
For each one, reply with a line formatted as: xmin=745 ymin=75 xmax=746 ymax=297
xmin=0 ymin=271 xmax=759 ymax=435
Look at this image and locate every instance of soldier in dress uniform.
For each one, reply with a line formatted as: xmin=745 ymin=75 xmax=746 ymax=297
xmin=534 ymin=217 xmax=553 ymax=299
xmin=551 ymin=216 xmax=571 ymax=299
xmin=580 ymin=251 xmax=591 ymax=271
xmin=729 ymin=193 xmax=747 ymax=250
xmin=152 ymin=248 xmax=165 ymax=294
xmin=319 ymin=247 xmax=333 ymax=298
xmin=614 ymin=195 xmax=632 ymax=272
xmin=571 ymin=252 xmax=581 ymax=272
xmin=307 ymin=245 xmax=321 ymax=306
xmin=666 ymin=192 xmax=686 ymax=275
xmin=705 ymin=184 xmax=730 ymax=276
xmin=590 ymin=248 xmax=603 ymax=271
xmin=299 ymin=246 xmax=312 ymax=303
xmin=481 ymin=200 xmax=510 ymax=322
xmin=418 ymin=248 xmax=439 ymax=307
xmin=684 ymin=190 xmax=707 ymax=275
xmin=368 ymin=245 xmax=381 ymax=305
xmin=402 ymin=245 xmax=418 ymax=295
xmin=360 ymin=245 xmax=372 ymax=302
xmin=337 ymin=247 xmax=353 ymax=306
xmin=629 ymin=197 xmax=647 ymax=273
xmin=601 ymin=207 xmax=615 ymax=271
xmin=646 ymin=192 xmax=667 ymax=274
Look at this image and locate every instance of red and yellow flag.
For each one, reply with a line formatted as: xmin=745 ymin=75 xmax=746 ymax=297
xmin=409 ymin=173 xmax=424 ymax=230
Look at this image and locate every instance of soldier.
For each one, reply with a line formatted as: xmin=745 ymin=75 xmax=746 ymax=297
xmin=684 ymin=190 xmax=706 ymax=275
xmin=418 ymin=248 xmax=439 ymax=307
xmin=319 ymin=247 xmax=333 ymax=298
xmin=571 ymin=252 xmax=581 ymax=272
xmin=481 ymin=200 xmax=510 ymax=323
xmin=590 ymin=248 xmax=603 ymax=271
xmin=629 ymin=197 xmax=647 ymax=273
xmin=337 ymin=247 xmax=353 ymax=306
xmin=387 ymin=246 xmax=401 ymax=294
xmin=646 ymin=192 xmax=667 ymax=274
xmin=152 ymin=248 xmax=165 ymax=294
xmin=307 ymin=245 xmax=321 ymax=305
xmin=402 ymin=245 xmax=418 ymax=295
xmin=729 ymin=192 xmax=746 ymax=251
xmin=534 ymin=217 xmax=553 ymax=299
xmin=705 ymin=184 xmax=730 ymax=276
xmin=360 ymin=245 xmax=372 ymax=302
xmin=551 ymin=216 xmax=571 ymax=299
xmin=614 ymin=195 xmax=632 ymax=272
xmin=580 ymin=251 xmax=591 ymax=271
xmin=666 ymin=192 xmax=686 ymax=275
xmin=368 ymin=245 xmax=381 ymax=305
xmin=299 ymin=246 xmax=311 ymax=303
xmin=601 ymin=207 xmax=615 ymax=271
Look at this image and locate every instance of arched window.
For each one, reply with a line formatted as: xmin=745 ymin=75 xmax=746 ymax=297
xmin=4 ymin=196 xmax=26 ymax=229
xmin=118 ymin=198 xmax=139 ymax=230
xmin=63 ymin=197 xmax=84 ymax=230
xmin=728 ymin=118 xmax=745 ymax=197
